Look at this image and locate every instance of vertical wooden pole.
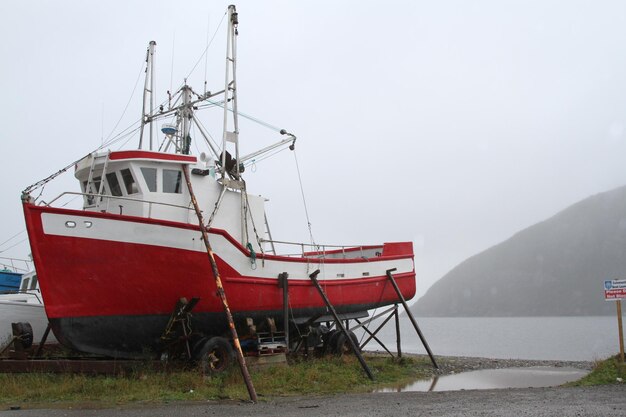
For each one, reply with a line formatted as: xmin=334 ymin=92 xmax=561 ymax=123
xmin=182 ymin=166 xmax=257 ymax=403
xmin=617 ymin=300 xmax=624 ymax=364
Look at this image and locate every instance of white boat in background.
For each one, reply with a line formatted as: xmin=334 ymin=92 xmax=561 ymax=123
xmin=0 ymin=270 xmax=57 ymax=347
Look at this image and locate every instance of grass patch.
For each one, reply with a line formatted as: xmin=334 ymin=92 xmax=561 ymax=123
xmin=0 ymin=355 xmax=433 ymax=407
xmin=567 ymin=355 xmax=626 ymax=387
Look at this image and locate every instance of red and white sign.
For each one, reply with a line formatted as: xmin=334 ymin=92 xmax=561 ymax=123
xmin=604 ymin=279 xmax=626 ymax=300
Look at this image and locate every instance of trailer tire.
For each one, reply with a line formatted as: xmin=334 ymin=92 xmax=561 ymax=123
xmin=327 ymin=330 xmax=341 ymax=354
xmin=196 ymin=337 xmax=234 ymax=374
xmin=12 ymin=322 xmax=34 ymax=349
xmin=320 ymin=329 xmax=336 ymax=354
xmin=335 ymin=330 xmax=359 ymax=356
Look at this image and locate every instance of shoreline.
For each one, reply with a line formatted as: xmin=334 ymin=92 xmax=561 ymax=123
xmin=365 ymin=351 xmax=595 ymax=375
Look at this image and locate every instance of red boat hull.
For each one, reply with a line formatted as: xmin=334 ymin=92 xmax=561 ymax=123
xmin=24 ymin=203 xmax=416 ymax=357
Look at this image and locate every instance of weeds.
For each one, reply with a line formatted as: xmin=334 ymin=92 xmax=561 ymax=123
xmin=0 ymin=355 xmax=432 ymax=406
xmin=567 ymin=355 xmax=626 ymax=387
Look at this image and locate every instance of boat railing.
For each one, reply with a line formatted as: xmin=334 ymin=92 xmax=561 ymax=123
xmin=41 ymin=194 xmax=382 ymax=260
xmin=0 ymin=257 xmax=33 ymax=274
xmin=259 ymin=239 xmax=381 ymax=260
xmin=44 ymin=192 xmax=195 ymax=220
xmin=0 ymin=289 xmax=43 ymax=304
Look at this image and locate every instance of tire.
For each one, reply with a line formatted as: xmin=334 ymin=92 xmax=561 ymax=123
xmin=12 ymin=322 xmax=34 ymax=349
xmin=334 ymin=330 xmax=359 ymax=356
xmin=326 ymin=330 xmax=341 ymax=354
xmin=196 ymin=337 xmax=234 ymax=374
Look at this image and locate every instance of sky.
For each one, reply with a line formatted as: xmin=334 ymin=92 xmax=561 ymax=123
xmin=1 ymin=1 xmax=626 ymax=300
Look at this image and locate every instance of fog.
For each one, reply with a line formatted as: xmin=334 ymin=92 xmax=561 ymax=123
xmin=2 ymin=1 xmax=626 ymax=299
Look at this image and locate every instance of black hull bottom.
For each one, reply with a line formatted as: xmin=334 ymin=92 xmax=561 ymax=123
xmin=49 ymin=303 xmax=382 ymax=358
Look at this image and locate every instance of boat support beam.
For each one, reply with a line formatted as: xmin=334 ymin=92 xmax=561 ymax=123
xmin=386 ymin=268 xmax=439 ymax=369
xmin=308 ymin=269 xmax=374 ymax=380
xmin=278 ymin=272 xmax=289 ymax=352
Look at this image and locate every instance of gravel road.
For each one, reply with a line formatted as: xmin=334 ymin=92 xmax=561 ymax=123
xmin=2 ymin=386 xmax=625 ymax=417
xmin=2 ymin=356 xmax=623 ymax=417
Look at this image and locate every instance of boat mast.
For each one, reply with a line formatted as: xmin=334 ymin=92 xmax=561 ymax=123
xmin=139 ymin=41 xmax=157 ymax=150
xmin=180 ymin=85 xmax=192 ymax=154
xmin=221 ymin=5 xmax=240 ymax=178
xmin=221 ymin=5 xmax=248 ymax=244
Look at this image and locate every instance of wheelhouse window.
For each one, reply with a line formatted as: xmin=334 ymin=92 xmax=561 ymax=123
xmin=140 ymin=167 xmax=157 ymax=192
xmin=106 ymin=172 xmax=123 ymax=197
xmin=163 ymin=169 xmax=182 ymax=194
xmin=121 ymin=169 xmax=138 ymax=195
xmin=30 ymin=275 xmax=38 ymax=290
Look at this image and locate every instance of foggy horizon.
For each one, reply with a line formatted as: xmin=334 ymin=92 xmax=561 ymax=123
xmin=2 ymin=1 xmax=626 ymax=300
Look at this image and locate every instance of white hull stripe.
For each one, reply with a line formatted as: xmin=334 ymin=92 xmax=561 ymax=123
xmin=41 ymin=213 xmax=414 ymax=280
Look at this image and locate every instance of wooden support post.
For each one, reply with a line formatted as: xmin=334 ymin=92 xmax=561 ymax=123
xmin=386 ymin=268 xmax=438 ymax=369
xmin=182 ymin=165 xmax=257 ymax=403
xmin=617 ymin=300 xmax=624 ymax=364
xmin=308 ymin=269 xmax=374 ymax=380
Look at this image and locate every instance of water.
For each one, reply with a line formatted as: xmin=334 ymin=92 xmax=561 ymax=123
xmin=377 ymin=366 xmax=588 ymax=392
xmin=356 ymin=315 xmax=620 ymax=361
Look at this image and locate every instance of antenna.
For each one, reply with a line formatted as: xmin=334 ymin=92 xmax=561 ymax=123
xmin=170 ymin=31 xmax=175 ymax=107
xmin=204 ymin=13 xmax=211 ymax=96
xmin=101 ymin=102 xmax=104 ymax=146
xmin=138 ymin=41 xmax=157 ymax=150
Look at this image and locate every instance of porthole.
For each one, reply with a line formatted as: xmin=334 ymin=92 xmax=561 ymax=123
xmin=65 ymin=221 xmax=76 ymax=228
xmin=84 ymin=221 xmax=93 ymax=228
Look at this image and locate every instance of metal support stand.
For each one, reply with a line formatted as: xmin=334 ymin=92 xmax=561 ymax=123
xmin=34 ymin=324 xmax=52 ymax=357
xmin=356 ymin=306 xmax=398 ymax=356
xmin=160 ymin=297 xmax=199 ymax=359
xmin=278 ymin=272 xmax=289 ymax=352
xmin=308 ymin=269 xmax=374 ymax=380
xmin=395 ymin=306 xmax=402 ymax=358
xmin=386 ymin=268 xmax=438 ymax=369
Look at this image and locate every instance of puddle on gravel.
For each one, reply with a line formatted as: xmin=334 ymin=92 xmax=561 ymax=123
xmin=376 ymin=366 xmax=588 ymax=392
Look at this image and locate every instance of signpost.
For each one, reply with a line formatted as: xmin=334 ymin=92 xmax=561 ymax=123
xmin=604 ymin=279 xmax=626 ymax=363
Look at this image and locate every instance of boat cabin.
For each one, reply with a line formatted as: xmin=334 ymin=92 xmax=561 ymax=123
xmin=74 ymin=150 xmax=268 ymax=252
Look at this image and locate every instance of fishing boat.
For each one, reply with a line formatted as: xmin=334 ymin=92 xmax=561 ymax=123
xmin=21 ymin=6 xmax=416 ymax=359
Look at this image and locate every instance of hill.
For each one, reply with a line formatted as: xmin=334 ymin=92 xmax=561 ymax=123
xmin=412 ymin=186 xmax=626 ymax=316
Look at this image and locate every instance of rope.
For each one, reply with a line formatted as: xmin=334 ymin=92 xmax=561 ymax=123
xmin=0 ymin=238 xmax=28 ymax=254
xmin=101 ymin=58 xmax=146 ymax=149
xmin=22 ymin=153 xmax=91 ymax=196
xmin=0 ymin=230 xmax=25 ymax=250
xmin=293 ymin=149 xmax=316 ymax=247
xmin=184 ymin=11 xmax=227 ymax=82
xmin=241 ymin=181 xmax=265 ymax=265
xmin=245 ymin=242 xmax=257 ymax=270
